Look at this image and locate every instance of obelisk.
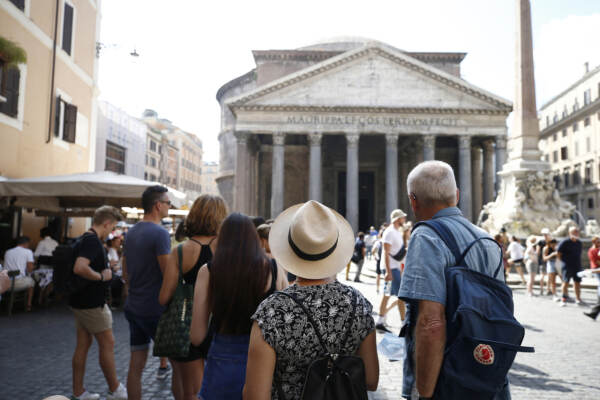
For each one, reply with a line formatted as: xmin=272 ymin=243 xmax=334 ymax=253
xmin=480 ymin=0 xmax=575 ymax=237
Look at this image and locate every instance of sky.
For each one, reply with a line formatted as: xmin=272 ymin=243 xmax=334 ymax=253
xmin=97 ymin=0 xmax=600 ymax=162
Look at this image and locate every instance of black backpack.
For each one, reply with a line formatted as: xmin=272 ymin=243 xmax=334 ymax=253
xmin=52 ymin=232 xmax=95 ymax=294
xmin=274 ymin=290 xmax=368 ymax=400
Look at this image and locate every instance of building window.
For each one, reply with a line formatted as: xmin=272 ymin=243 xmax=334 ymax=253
xmin=552 ymin=132 xmax=557 ymax=141
xmin=106 ymin=141 xmax=126 ymax=174
xmin=587 ymin=137 xmax=591 ymax=152
xmin=584 ymin=89 xmax=591 ymax=106
xmin=150 ymin=140 xmax=157 ymax=151
xmin=584 ymin=116 xmax=591 ymax=126
xmin=562 ymin=129 xmax=567 ymax=137
xmin=8 ymin=0 xmax=25 ymax=11
xmin=585 ymin=160 xmax=593 ymax=184
xmin=589 ymin=198 xmax=595 ymax=209
xmin=144 ymin=172 xmax=148 ymax=180
xmin=0 ymin=61 xmax=21 ymax=118
xmin=563 ymin=169 xmax=570 ymax=187
xmin=546 ymin=115 xmax=550 ymax=127
xmin=62 ymin=2 xmax=75 ymax=55
xmin=54 ymin=96 xmax=77 ymax=143
xmin=575 ymin=141 xmax=579 ymax=157
xmin=561 ymin=146 xmax=568 ymax=160
xmin=553 ymin=114 xmax=559 ymax=123
xmin=150 ymin=157 xmax=157 ymax=167
xmin=544 ymin=154 xmax=549 ymax=162
xmin=553 ymin=150 xmax=558 ymax=163
xmin=573 ymin=100 xmax=579 ymax=113
xmin=553 ymin=173 xmax=561 ymax=189
xmin=562 ymin=109 xmax=568 ymax=119
xmin=573 ymin=164 xmax=581 ymax=185
xmin=573 ymin=122 xmax=578 ymax=132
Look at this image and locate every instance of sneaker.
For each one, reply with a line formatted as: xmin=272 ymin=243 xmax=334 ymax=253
xmin=107 ymin=382 xmax=127 ymax=400
xmin=583 ymin=312 xmax=597 ymax=321
xmin=71 ymin=391 xmax=100 ymax=400
xmin=553 ymin=295 xmax=562 ymax=302
xmin=559 ymin=300 xmax=567 ymax=307
xmin=157 ymin=365 xmax=169 ymax=380
xmin=575 ymin=299 xmax=585 ymax=306
xmin=376 ymin=323 xmax=392 ymax=333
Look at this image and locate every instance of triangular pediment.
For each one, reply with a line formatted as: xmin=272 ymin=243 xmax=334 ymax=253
xmin=227 ymin=44 xmax=511 ymax=113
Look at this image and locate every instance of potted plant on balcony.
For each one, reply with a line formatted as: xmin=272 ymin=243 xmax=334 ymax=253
xmin=0 ymin=36 xmax=27 ymax=104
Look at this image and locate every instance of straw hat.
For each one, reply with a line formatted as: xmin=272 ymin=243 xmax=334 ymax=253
xmin=269 ymin=200 xmax=354 ymax=280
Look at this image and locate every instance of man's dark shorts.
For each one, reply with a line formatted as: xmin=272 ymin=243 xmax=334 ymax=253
xmin=562 ymin=267 xmax=582 ymax=283
xmin=125 ymin=309 xmax=160 ymax=351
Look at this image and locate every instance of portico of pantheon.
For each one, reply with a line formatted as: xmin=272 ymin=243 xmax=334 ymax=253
xmin=216 ymin=38 xmax=512 ymax=232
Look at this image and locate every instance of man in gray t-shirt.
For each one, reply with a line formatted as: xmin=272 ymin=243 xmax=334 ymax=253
xmin=399 ymin=161 xmax=508 ymax=400
xmin=123 ymin=185 xmax=171 ymax=400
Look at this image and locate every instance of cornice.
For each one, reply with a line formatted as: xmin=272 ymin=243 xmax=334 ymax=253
xmin=252 ymin=50 xmax=342 ymax=62
xmin=227 ymin=46 xmax=512 ymax=112
xmin=407 ymin=52 xmax=467 ymax=63
xmin=216 ymin=69 xmax=257 ymax=102
xmin=540 ymin=98 xmax=600 ymax=138
xmin=232 ymin=105 xmax=510 ymax=116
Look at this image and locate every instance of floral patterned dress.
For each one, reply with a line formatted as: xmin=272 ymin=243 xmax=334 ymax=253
xmin=252 ymin=280 xmax=375 ymax=400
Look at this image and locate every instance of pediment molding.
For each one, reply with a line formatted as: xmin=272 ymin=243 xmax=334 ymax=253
xmin=227 ymin=45 xmax=512 ymax=112
xmin=235 ymin=105 xmax=508 ymax=116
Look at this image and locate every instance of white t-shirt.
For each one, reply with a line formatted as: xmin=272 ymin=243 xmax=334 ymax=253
xmin=34 ymin=236 xmax=59 ymax=257
xmin=108 ymin=248 xmax=122 ymax=276
xmin=3 ymin=246 xmax=34 ymax=277
xmin=382 ymin=225 xmax=405 ymax=270
xmin=507 ymin=241 xmax=524 ymax=261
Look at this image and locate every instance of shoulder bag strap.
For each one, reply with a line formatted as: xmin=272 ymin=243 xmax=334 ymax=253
xmin=413 ymin=220 xmax=461 ymax=262
xmin=274 ymin=291 xmax=330 ymax=354
xmin=177 ymin=244 xmax=184 ymax=284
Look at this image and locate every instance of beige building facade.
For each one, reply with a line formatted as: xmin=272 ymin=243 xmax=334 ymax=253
xmin=217 ymin=39 xmax=511 ymax=231
xmin=539 ymin=64 xmax=600 ymax=221
xmin=0 ymin=0 xmax=101 ymax=245
xmin=201 ymin=161 xmax=219 ymax=196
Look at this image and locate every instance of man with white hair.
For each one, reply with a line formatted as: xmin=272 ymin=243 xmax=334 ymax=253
xmin=398 ymin=161 xmax=508 ymax=399
xmin=557 ymin=226 xmax=583 ymax=307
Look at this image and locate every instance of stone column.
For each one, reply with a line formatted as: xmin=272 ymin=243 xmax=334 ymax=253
xmin=346 ymin=133 xmax=360 ymax=233
xmin=495 ymin=135 xmax=507 ymax=193
xmin=423 ymin=134 xmax=436 ymax=161
xmin=483 ymin=139 xmax=495 ymax=205
xmin=471 ymin=146 xmax=483 ymax=221
xmin=308 ymin=133 xmax=323 ymax=202
xmin=385 ymin=134 xmax=399 ymax=218
xmin=399 ymin=148 xmax=409 ymax=213
xmin=458 ymin=136 xmax=472 ymax=220
xmin=234 ymin=132 xmax=248 ymax=213
xmin=270 ymin=132 xmax=285 ymax=219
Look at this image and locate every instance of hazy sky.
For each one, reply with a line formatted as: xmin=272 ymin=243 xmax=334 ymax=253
xmin=98 ymin=0 xmax=600 ymax=162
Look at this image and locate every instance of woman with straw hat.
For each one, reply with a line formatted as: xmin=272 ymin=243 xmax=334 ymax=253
xmin=243 ymin=200 xmax=379 ymax=399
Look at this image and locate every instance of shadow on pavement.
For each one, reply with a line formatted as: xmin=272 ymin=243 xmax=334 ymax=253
xmin=510 ymin=363 xmax=600 ymax=392
xmin=521 ymin=323 xmax=544 ymax=333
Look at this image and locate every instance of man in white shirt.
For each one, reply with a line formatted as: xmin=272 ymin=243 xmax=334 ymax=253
xmin=506 ymin=235 xmax=527 ymax=285
xmin=376 ymin=209 xmax=407 ymax=332
xmin=3 ymin=236 xmax=35 ymax=310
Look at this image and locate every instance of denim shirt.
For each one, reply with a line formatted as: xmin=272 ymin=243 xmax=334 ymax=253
xmin=398 ymin=207 xmax=509 ymax=399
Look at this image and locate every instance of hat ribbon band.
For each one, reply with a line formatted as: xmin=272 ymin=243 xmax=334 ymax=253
xmin=288 ymin=230 xmax=338 ymax=262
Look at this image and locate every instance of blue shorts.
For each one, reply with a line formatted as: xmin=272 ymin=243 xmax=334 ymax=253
xmin=124 ymin=309 xmax=160 ymax=351
xmin=562 ymin=267 xmax=582 ymax=284
xmin=384 ymin=268 xmax=402 ymax=297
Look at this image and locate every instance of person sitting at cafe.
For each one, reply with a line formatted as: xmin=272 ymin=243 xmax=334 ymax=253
xmin=3 ymin=236 xmax=36 ymax=311
xmin=34 ymin=227 xmax=59 ymax=305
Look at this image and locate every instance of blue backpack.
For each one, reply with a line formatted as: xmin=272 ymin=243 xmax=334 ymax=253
xmin=408 ymin=219 xmax=534 ymax=399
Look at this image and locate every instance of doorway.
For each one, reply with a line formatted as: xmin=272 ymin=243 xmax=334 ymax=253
xmin=337 ymin=171 xmax=376 ymax=232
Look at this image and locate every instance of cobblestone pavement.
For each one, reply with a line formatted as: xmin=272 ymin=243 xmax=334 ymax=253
xmin=1 ymin=259 xmax=599 ymax=399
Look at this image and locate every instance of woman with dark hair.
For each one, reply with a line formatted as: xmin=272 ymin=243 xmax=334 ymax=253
xmin=159 ymin=194 xmax=228 ymax=400
xmin=190 ymin=213 xmax=288 ymax=400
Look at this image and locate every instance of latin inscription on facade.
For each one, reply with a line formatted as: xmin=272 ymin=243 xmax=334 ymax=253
xmin=286 ymin=115 xmax=460 ymax=129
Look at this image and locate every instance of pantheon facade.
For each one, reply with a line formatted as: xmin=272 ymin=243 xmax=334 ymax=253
xmin=216 ymin=39 xmax=512 ymax=232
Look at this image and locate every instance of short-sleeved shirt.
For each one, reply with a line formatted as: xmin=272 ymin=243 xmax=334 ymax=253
xmin=354 ymin=239 xmax=365 ymax=261
xmin=124 ymin=221 xmax=171 ymax=318
xmin=69 ymin=232 xmax=109 ymax=309
xmin=507 ymin=241 xmax=524 ymax=260
xmin=35 ymin=236 xmax=59 ymax=268
xmin=3 ymin=246 xmax=34 ymax=277
xmin=382 ymin=225 xmax=404 ymax=270
xmin=588 ymin=246 xmax=600 ymax=270
xmin=252 ymin=281 xmax=374 ymax=400
xmin=557 ymin=238 xmax=582 ymax=270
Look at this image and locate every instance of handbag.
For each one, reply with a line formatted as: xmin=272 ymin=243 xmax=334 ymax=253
xmin=153 ymin=244 xmax=194 ymax=358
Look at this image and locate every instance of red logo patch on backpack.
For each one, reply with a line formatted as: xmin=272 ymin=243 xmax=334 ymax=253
xmin=473 ymin=344 xmax=494 ymax=365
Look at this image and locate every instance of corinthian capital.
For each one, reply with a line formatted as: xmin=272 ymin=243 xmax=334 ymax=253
xmin=385 ymin=134 xmax=399 ymax=146
xmin=495 ymin=135 xmax=507 ymax=149
xmin=345 ymin=133 xmax=360 ymax=147
xmin=272 ymin=132 xmax=286 ymax=146
xmin=234 ymin=131 xmax=248 ymax=145
xmin=308 ymin=132 xmax=323 ymax=146
xmin=458 ymin=135 xmax=471 ymax=149
xmin=423 ymin=134 xmax=436 ymax=148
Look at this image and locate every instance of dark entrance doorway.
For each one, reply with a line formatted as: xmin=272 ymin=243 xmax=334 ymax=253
xmin=337 ymin=171 xmax=375 ymax=232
